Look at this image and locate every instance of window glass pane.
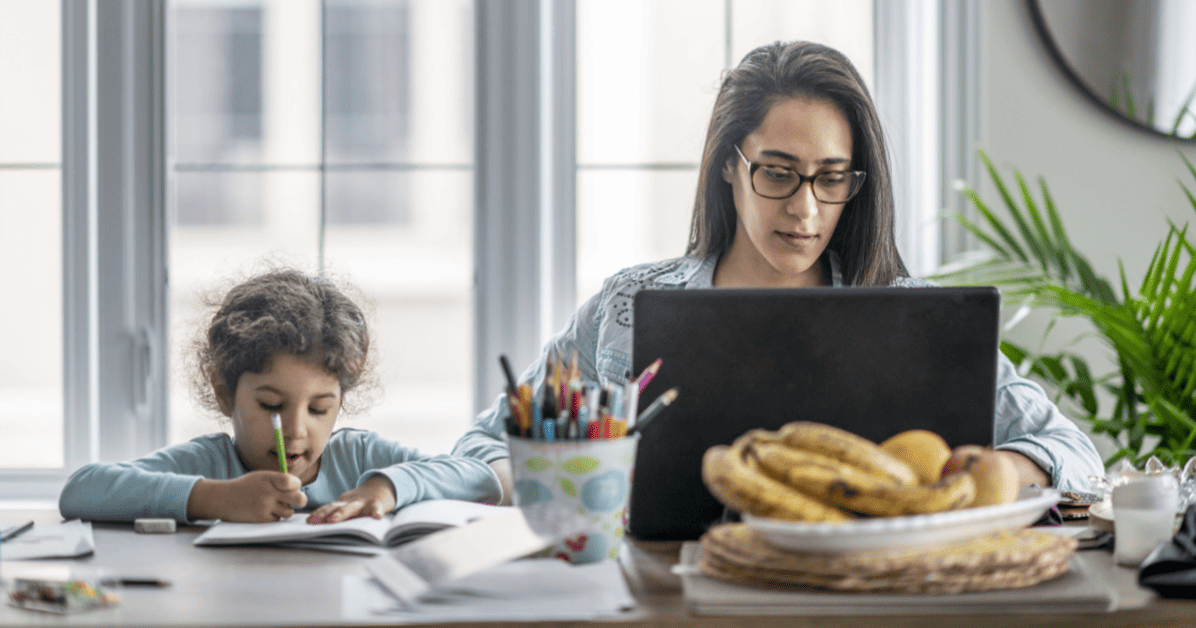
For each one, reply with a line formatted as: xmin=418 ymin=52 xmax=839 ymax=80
xmin=323 ymin=0 xmax=474 ymax=455
xmin=577 ymin=0 xmax=723 ymax=166
xmin=0 ymin=1 xmax=62 ymax=470
xmin=0 ymin=2 xmax=59 ymax=164
xmin=325 ymin=170 xmax=472 ymax=455
xmin=0 ymin=171 xmax=63 ymax=469
xmin=575 ymin=1 xmax=874 ymax=307
xmin=576 ymin=170 xmax=696 ymax=302
xmin=173 ymin=0 xmax=321 ymax=166
xmin=730 ymin=0 xmax=874 ymax=92
xmin=324 ymin=0 xmax=472 ymax=166
xmin=168 ymin=0 xmax=474 ymax=455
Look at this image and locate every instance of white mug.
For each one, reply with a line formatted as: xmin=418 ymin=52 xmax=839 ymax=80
xmin=1111 ymin=474 xmax=1179 ymax=567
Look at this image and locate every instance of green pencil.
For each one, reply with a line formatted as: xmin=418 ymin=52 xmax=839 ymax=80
xmin=272 ymin=412 xmax=288 ymax=474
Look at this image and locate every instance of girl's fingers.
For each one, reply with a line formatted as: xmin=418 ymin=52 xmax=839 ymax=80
xmin=307 ymin=502 xmax=343 ymax=524
xmin=273 ymin=504 xmax=294 ymax=521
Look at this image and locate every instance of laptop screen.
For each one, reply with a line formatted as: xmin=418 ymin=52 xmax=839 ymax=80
xmin=627 ymin=286 xmax=1000 ymax=541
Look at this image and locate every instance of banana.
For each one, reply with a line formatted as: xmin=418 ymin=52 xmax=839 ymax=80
xmin=701 ymin=437 xmax=852 ymax=522
xmin=751 ymin=440 xmax=896 ymax=503
xmin=825 ymin=470 xmax=977 ymax=516
xmin=778 ymin=421 xmax=918 ymax=486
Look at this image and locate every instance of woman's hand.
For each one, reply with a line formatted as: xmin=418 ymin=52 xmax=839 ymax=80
xmin=306 ymin=475 xmax=397 ymax=524
xmin=995 ymin=450 xmax=1051 ymax=487
xmin=188 ymin=472 xmax=307 ymax=523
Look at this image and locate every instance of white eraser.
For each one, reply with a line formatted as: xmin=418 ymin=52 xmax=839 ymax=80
xmin=134 ymin=518 xmax=176 ymax=534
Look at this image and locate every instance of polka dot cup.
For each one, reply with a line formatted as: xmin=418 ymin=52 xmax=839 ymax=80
xmin=506 ymin=434 xmax=639 ymax=564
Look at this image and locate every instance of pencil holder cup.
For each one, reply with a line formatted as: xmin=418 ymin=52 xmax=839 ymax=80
xmin=506 ymin=434 xmax=639 ymax=564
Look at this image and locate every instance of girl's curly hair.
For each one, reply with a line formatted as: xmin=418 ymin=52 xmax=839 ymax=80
xmin=191 ymin=268 xmax=376 ymax=418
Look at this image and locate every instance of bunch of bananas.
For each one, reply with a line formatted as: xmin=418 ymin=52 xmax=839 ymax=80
xmin=701 ymin=422 xmax=980 ymax=521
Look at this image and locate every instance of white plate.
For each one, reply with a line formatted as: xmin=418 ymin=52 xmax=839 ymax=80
xmin=1088 ymin=500 xmax=1114 ymax=534
xmin=742 ymin=487 xmax=1060 ymax=554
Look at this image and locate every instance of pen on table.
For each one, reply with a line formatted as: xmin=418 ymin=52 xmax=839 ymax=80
xmin=272 ymin=412 xmax=288 ymax=474
xmin=628 ymin=387 xmax=679 ymax=435
xmin=1 ymin=520 xmax=34 ymax=542
xmin=634 ymin=358 xmax=662 ymax=393
xmin=100 ymin=578 xmax=172 ymax=588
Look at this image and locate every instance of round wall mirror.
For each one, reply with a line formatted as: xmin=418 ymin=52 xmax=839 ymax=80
xmin=1029 ymin=0 xmax=1196 ymax=139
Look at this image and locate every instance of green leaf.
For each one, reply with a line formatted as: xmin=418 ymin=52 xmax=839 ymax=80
xmin=1169 ymin=83 xmax=1196 ymax=136
xmin=561 ymin=456 xmax=601 ymax=474
xmin=1123 ymin=74 xmax=1137 ymax=118
xmin=523 ymin=457 xmax=553 ymax=472
xmin=941 ymin=147 xmax=1196 ymax=468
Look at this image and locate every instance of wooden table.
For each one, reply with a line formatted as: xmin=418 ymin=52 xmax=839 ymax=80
xmin=1 ymin=509 xmax=1192 ymax=628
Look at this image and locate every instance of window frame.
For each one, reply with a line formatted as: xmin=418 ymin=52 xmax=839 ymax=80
xmin=0 ymin=0 xmax=168 ymax=502
xmin=1 ymin=0 xmax=980 ymax=500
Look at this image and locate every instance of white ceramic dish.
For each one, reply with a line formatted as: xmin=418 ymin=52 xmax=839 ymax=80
xmin=742 ymin=487 xmax=1060 ymax=554
xmin=1088 ymin=500 xmax=1114 ymax=534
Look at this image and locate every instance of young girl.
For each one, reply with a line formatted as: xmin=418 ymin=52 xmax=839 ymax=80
xmin=59 ymin=269 xmax=502 ymax=523
xmin=453 ymin=40 xmax=1104 ymax=504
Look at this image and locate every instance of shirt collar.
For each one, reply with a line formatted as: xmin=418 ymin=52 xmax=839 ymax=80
xmin=663 ymin=249 xmax=844 ymax=289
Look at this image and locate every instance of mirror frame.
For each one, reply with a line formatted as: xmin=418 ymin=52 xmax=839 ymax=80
xmin=1026 ymin=0 xmax=1196 ymax=141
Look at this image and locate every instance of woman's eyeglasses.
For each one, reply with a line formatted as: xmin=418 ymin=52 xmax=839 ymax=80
xmin=734 ymin=145 xmax=865 ymax=204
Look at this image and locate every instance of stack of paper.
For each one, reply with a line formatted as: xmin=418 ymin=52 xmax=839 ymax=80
xmin=344 ymin=559 xmax=636 ymax=622
xmin=0 ymin=520 xmax=95 ymax=560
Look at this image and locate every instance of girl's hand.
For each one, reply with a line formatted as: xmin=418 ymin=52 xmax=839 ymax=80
xmin=306 ymin=475 xmax=397 ymax=524
xmin=188 ymin=472 xmax=307 ymax=523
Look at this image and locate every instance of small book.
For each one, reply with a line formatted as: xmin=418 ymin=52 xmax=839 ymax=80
xmin=193 ymin=499 xmax=508 ymax=550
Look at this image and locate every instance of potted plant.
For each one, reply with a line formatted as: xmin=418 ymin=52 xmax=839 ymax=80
xmin=931 ymin=151 xmax=1196 ymax=468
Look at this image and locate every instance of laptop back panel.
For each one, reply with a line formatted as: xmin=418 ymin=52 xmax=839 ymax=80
xmin=627 ymin=286 xmax=1000 ymax=541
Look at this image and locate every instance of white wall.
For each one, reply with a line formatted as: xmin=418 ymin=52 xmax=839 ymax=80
xmin=977 ymin=0 xmax=1196 ymax=458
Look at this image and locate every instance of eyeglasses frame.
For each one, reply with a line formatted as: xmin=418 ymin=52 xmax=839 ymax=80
xmin=733 ymin=144 xmax=866 ymax=204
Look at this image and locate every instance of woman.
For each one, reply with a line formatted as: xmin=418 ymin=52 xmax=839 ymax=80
xmin=454 ymin=40 xmax=1102 ymax=504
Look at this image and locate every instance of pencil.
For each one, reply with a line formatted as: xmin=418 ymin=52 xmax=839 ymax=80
xmin=272 ymin=412 xmax=288 ymax=474
xmin=628 ymin=387 xmax=679 ymax=435
xmin=635 ymin=358 xmax=662 ymax=393
xmin=498 ymin=355 xmax=519 ymax=394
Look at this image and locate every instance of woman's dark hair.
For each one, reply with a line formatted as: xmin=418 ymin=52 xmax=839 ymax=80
xmin=193 ymin=268 xmax=374 ymax=416
xmin=687 ymin=40 xmax=907 ymax=286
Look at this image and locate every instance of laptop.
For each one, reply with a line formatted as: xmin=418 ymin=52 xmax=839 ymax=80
xmin=626 ymin=286 xmax=1000 ymax=541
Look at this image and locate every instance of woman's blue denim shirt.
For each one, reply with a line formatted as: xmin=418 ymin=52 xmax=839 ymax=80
xmin=452 ymin=253 xmax=1105 ymax=492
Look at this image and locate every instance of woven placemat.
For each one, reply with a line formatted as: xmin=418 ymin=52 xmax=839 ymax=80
xmin=698 ymin=523 xmax=1076 ymax=595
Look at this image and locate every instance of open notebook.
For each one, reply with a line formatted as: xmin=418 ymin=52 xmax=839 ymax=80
xmin=193 ymin=499 xmax=508 ymax=551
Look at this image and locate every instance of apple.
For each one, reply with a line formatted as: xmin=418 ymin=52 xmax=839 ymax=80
xmin=942 ymin=445 xmax=1019 ymax=507
xmin=941 ymin=445 xmax=986 ymax=477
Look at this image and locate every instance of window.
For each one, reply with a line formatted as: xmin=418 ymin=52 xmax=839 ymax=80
xmin=574 ymin=0 xmax=875 ymax=302
xmin=168 ymin=0 xmax=475 ymax=456
xmin=0 ymin=2 xmax=62 ymax=471
xmin=0 ymin=0 xmax=977 ymax=500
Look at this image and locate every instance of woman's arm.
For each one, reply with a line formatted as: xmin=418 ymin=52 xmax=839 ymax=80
xmin=449 ymin=286 xmax=608 ymax=495
xmin=996 ymin=450 xmax=1051 ymax=487
xmin=992 ymin=354 xmax=1105 ymax=491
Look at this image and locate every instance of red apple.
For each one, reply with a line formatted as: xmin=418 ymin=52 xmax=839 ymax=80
xmin=941 ymin=445 xmax=1019 ymax=507
xmin=941 ymin=445 xmax=986 ymax=477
